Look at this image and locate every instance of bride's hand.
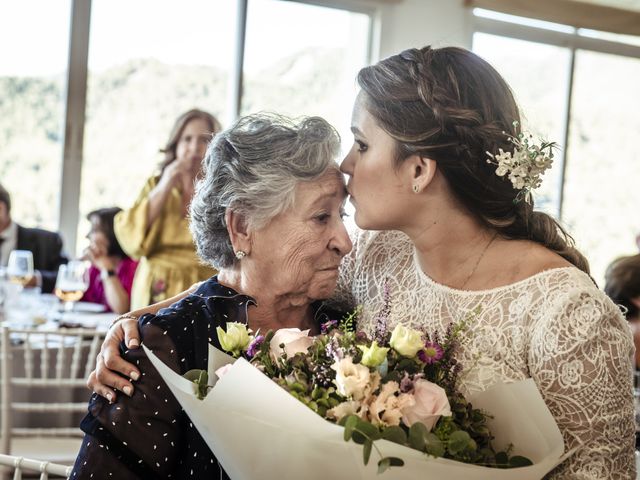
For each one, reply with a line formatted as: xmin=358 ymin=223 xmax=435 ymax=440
xmin=87 ymin=318 xmax=141 ymax=402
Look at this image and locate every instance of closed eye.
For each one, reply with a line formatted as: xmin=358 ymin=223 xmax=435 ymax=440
xmin=355 ymin=140 xmax=368 ymax=153
xmin=314 ymin=213 xmax=331 ymax=224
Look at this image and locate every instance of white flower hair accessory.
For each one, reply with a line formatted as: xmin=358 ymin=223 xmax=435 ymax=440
xmin=486 ymin=121 xmax=556 ymax=204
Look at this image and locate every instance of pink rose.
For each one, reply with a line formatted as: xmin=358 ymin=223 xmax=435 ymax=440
xmin=215 ymin=364 xmax=233 ymax=380
xmin=401 ymin=379 xmax=452 ymax=431
xmin=269 ymin=328 xmax=313 ymax=359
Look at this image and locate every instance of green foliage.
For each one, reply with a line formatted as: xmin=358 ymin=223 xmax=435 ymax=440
xmin=183 ymin=369 xmax=211 ymax=400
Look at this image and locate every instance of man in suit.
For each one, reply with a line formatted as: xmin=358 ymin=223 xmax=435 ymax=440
xmin=0 ymin=183 xmax=68 ymax=293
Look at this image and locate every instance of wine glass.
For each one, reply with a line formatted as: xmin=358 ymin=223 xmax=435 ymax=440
xmin=7 ymin=250 xmax=35 ymax=291
xmin=54 ymin=261 xmax=89 ymax=312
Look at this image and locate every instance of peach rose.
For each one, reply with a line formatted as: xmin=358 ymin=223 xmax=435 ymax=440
xmin=401 ymin=379 xmax=451 ymax=431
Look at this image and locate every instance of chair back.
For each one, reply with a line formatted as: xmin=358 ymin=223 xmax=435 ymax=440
xmin=0 ymin=326 xmax=105 ymax=456
xmin=0 ymin=453 xmax=71 ymax=479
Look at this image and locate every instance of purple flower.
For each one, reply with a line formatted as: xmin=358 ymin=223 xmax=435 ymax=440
xmin=321 ymin=320 xmax=339 ymax=334
xmin=246 ymin=335 xmax=265 ymax=359
xmin=325 ymin=337 xmax=345 ymax=361
xmin=373 ymin=279 xmax=392 ymax=344
xmin=418 ymin=342 xmax=444 ymax=365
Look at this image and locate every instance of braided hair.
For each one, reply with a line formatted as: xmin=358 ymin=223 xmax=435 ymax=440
xmin=357 ymin=46 xmax=589 ymax=274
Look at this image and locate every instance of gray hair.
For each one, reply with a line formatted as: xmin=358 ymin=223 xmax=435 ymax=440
xmin=189 ymin=112 xmax=341 ymax=269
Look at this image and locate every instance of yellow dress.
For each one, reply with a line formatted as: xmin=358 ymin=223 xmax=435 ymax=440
xmin=114 ymin=175 xmax=216 ymax=309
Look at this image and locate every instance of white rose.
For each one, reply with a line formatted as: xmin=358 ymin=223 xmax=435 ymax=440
xmin=389 ymin=324 xmax=424 ymax=357
xmin=331 ymin=357 xmax=371 ymax=401
xmin=269 ymin=328 xmax=313 ymax=359
xmin=401 ymin=379 xmax=452 ymax=431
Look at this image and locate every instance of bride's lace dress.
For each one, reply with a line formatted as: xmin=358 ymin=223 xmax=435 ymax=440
xmin=331 ymin=229 xmax=635 ymax=479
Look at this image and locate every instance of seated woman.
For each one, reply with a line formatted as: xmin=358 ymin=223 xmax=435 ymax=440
xmin=71 ymin=113 xmax=351 ymax=480
xmin=604 ymin=254 xmax=640 ymax=369
xmin=81 ymin=207 xmax=138 ymax=314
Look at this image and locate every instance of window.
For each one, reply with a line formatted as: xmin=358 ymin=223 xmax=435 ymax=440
xmin=0 ymin=1 xmax=71 ymax=231
xmin=472 ymin=11 xmax=640 ymax=283
xmin=562 ymin=50 xmax=640 ymax=280
xmin=473 ymin=33 xmax=570 ymax=216
xmin=243 ymin=0 xmax=370 ymax=147
xmin=77 ymin=0 xmax=234 ymax=248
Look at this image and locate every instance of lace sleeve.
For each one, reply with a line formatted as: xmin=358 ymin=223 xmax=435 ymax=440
xmin=529 ymin=288 xmax=635 ymax=479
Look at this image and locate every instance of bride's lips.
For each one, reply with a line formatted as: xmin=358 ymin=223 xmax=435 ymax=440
xmin=346 ymin=186 xmax=355 ymax=203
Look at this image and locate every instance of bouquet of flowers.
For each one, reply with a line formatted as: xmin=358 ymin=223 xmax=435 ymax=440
xmin=143 ymin=311 xmax=565 ymax=479
xmin=210 ymin=310 xmax=533 ymax=472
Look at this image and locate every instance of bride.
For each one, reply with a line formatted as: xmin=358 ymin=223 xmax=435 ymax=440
xmin=91 ymin=46 xmax=635 ymax=478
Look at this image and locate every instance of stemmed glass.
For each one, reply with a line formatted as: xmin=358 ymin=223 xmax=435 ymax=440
xmin=54 ymin=261 xmax=89 ymax=312
xmin=7 ymin=250 xmax=35 ymax=291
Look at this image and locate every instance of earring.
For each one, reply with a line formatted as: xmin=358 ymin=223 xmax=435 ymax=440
xmin=235 ymin=250 xmax=247 ymax=260
xmin=413 ymin=184 xmax=419 ymax=193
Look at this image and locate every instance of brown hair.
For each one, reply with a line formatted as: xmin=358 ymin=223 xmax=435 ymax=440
xmin=357 ymin=46 xmax=589 ymax=273
xmin=87 ymin=207 xmax=127 ymax=258
xmin=0 ymin=183 xmax=10 ymax=213
xmin=605 ymin=255 xmax=640 ymax=319
xmin=158 ymin=109 xmax=222 ymax=174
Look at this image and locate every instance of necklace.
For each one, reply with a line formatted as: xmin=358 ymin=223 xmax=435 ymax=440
xmin=458 ymin=232 xmax=498 ymax=290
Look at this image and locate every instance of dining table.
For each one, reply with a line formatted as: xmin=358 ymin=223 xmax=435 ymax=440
xmin=0 ymin=283 xmax=118 ymax=431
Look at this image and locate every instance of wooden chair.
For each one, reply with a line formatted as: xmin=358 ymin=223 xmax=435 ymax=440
xmin=0 ymin=453 xmax=71 ymax=479
xmin=0 ymin=326 xmax=104 ymax=467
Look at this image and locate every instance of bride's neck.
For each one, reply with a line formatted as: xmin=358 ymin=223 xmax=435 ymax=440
xmin=404 ymin=203 xmax=493 ymax=282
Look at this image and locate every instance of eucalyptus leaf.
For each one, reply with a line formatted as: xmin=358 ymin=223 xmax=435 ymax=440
xmin=408 ymin=422 xmax=429 ymax=451
xmin=363 ymin=439 xmax=372 ymax=465
xmin=509 ymin=455 xmax=533 ymax=467
xmin=424 ymin=433 xmax=445 ymax=457
xmin=344 ymin=415 xmax=358 ymax=441
xmin=448 ymin=430 xmax=472 ymax=455
xmin=356 ymin=420 xmax=381 ymax=441
xmin=495 ymin=451 xmax=509 ymax=466
xmin=381 ymin=426 xmax=407 ymax=445
xmin=377 ymin=458 xmax=391 ymax=474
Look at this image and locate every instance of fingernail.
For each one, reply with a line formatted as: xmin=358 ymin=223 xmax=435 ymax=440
xmin=128 ymin=339 xmax=140 ymax=348
xmin=130 ymin=371 xmax=140 ymax=381
xmin=123 ymin=386 xmax=132 ymax=397
xmin=106 ymin=392 xmax=113 ymax=403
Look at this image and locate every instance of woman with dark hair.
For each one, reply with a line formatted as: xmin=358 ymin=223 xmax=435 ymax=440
xmin=93 ymin=47 xmax=634 ymax=477
xmin=114 ymin=109 xmax=222 ymax=309
xmin=82 ymin=207 xmax=138 ymax=314
xmin=605 ymin=254 xmax=640 ymax=369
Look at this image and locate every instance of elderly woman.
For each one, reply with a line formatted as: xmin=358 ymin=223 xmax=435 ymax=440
xmin=71 ymin=113 xmax=351 ymax=480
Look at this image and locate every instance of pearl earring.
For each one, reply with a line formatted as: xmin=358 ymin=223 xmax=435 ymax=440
xmin=235 ymin=250 xmax=247 ymax=260
xmin=413 ymin=185 xmax=419 ymax=193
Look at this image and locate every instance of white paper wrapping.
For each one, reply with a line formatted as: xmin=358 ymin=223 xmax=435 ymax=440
xmin=143 ymin=344 xmax=565 ymax=480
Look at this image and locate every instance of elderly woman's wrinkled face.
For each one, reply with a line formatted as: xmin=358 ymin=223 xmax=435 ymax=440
xmin=249 ymin=171 xmax=352 ymax=301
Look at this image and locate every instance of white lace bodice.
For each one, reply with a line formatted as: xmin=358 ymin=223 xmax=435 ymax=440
xmin=331 ymin=229 xmax=635 ymax=479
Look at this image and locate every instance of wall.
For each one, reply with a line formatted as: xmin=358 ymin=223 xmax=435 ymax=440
xmin=375 ymin=0 xmax=473 ymax=60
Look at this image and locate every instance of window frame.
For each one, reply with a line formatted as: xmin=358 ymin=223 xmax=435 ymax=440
xmin=471 ymin=10 xmax=640 ymax=219
xmin=58 ymin=0 xmax=376 ymax=254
